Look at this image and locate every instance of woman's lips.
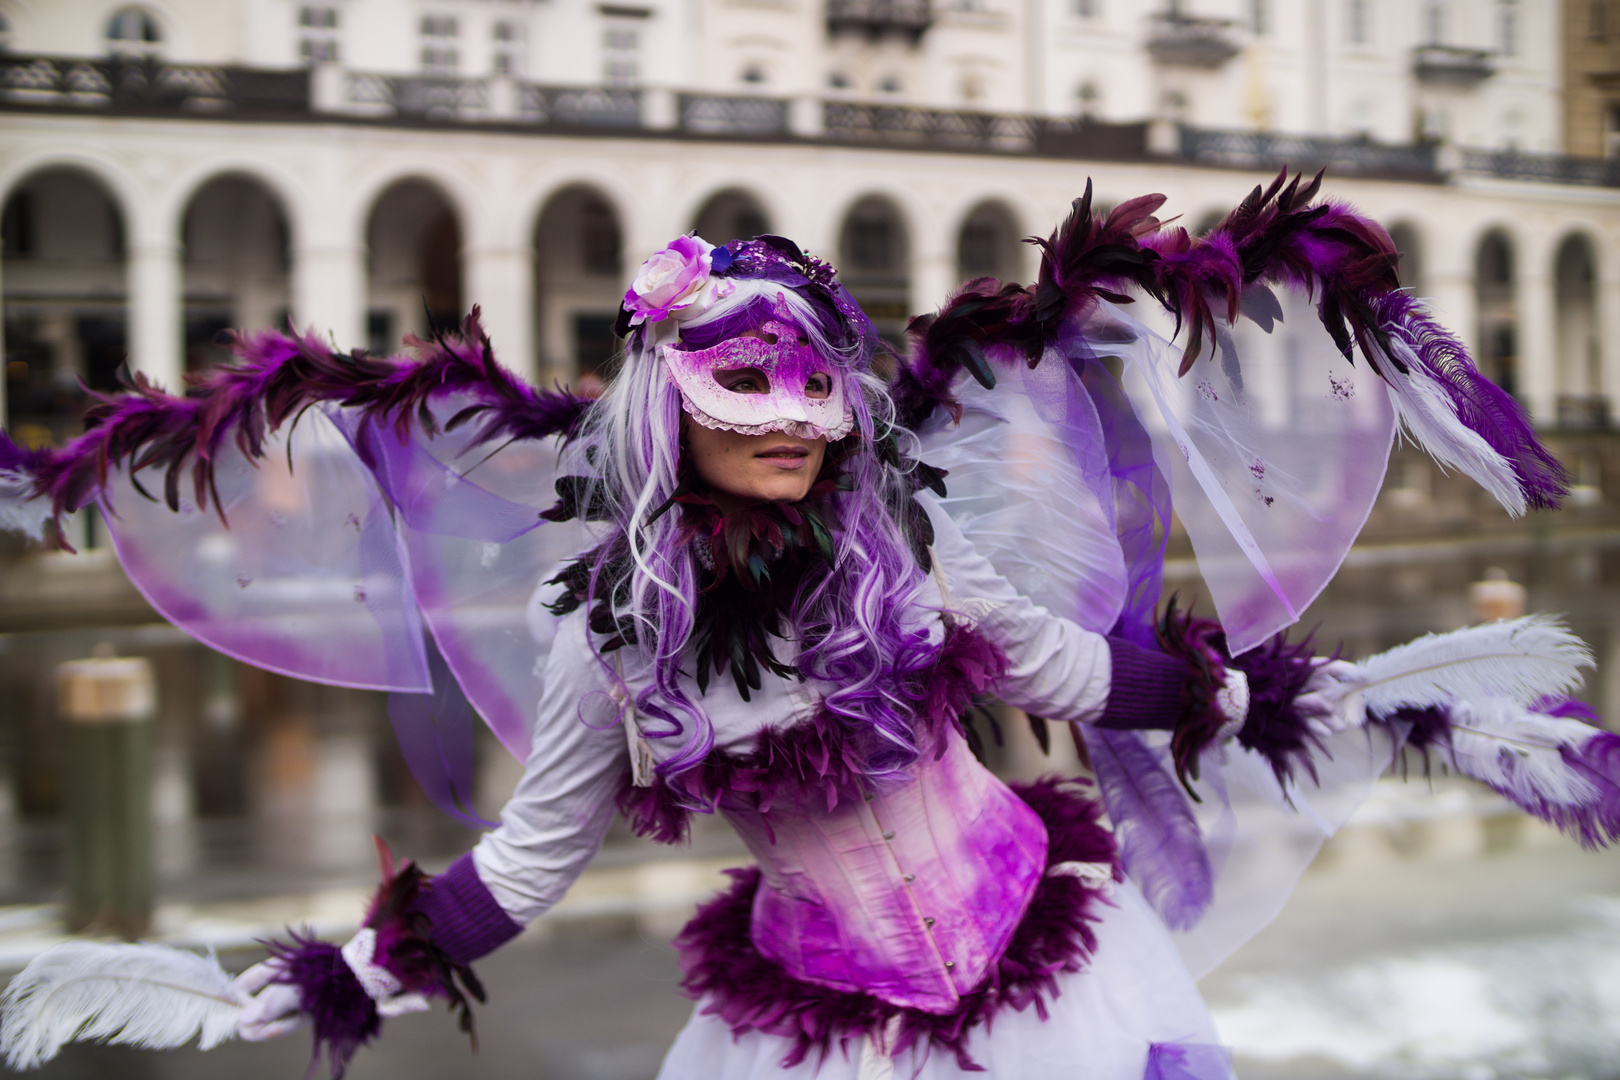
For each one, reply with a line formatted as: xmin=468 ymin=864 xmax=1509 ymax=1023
xmin=756 ymin=445 xmax=809 ymax=469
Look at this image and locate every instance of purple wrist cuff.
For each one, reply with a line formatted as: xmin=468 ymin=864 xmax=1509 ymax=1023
xmin=413 ymin=852 xmax=523 ymax=966
xmin=1096 ymin=636 xmax=1190 ymax=730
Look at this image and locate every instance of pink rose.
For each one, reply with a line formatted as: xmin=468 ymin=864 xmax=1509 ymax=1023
xmin=624 ymin=235 xmax=715 ymax=326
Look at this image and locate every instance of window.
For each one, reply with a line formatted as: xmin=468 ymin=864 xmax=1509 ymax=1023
xmin=580 ymin=198 xmax=620 ymax=276
xmin=878 ymin=74 xmax=902 ymax=94
xmin=740 ymin=63 xmax=766 ymax=84
xmin=1075 ymin=0 xmax=1100 ymax=17
xmin=1423 ymin=1 xmax=1445 ymax=45
xmin=603 ymin=22 xmax=639 ymax=85
xmin=1498 ymin=0 xmax=1518 ymax=56
xmin=1346 ymin=0 xmax=1369 ymax=45
xmin=1077 ymin=80 xmax=1100 ymax=117
xmin=1604 ymin=103 xmax=1620 ymax=157
xmin=493 ymin=20 xmax=527 ymax=76
xmin=0 ymin=12 xmax=12 ymax=53
xmin=1592 ymin=0 xmax=1609 ymax=39
xmin=828 ymin=71 xmax=851 ymax=90
xmin=298 ymin=7 xmax=340 ymax=64
xmin=1250 ymin=0 xmax=1269 ymax=35
xmin=420 ymin=15 xmax=458 ymax=75
xmin=105 ymin=6 xmax=163 ymax=57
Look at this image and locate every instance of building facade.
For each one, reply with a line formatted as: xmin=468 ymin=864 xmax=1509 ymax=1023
xmin=0 ymin=0 xmax=1615 ymax=454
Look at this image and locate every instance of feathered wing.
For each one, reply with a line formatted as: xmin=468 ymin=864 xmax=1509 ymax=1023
xmin=0 ymin=942 xmax=243 ymax=1069
xmin=0 ymin=312 xmax=594 ymax=821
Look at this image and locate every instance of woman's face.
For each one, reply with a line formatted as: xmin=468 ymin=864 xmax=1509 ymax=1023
xmin=684 ymin=419 xmax=828 ymax=509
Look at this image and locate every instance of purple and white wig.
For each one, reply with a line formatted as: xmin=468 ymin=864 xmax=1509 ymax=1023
xmin=569 ymin=236 xmax=942 ymax=792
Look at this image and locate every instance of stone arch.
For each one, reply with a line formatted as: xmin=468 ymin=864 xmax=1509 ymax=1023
xmin=1386 ymin=221 xmax=1425 ymax=295
xmin=1475 ymin=228 xmax=1517 ymax=396
xmin=690 ymin=188 xmax=772 ymax=247
xmin=1553 ymin=231 xmax=1603 ymax=426
xmin=363 ymin=177 xmax=464 ymax=355
xmin=955 ymin=199 xmax=1023 ymax=285
xmin=2 ymin=165 xmax=130 ymax=440
xmin=179 ymin=172 xmax=292 ymax=370
xmin=533 ymin=184 xmax=625 ymax=384
xmin=837 ymin=193 xmax=911 ymax=347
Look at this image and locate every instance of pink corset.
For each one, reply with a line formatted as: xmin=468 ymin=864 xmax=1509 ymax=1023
xmin=720 ymin=729 xmax=1050 ymax=1013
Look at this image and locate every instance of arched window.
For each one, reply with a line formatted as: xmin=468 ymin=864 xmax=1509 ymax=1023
xmin=0 ymin=12 xmax=13 ymax=53
xmin=106 ymin=7 xmax=164 ymax=57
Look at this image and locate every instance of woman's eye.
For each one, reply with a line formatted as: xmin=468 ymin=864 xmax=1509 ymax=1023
xmin=715 ymin=367 xmax=771 ymax=394
xmin=804 ymin=374 xmax=832 ymax=400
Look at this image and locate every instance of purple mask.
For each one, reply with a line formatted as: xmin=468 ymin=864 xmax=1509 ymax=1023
xmin=659 ymin=306 xmax=854 ymax=441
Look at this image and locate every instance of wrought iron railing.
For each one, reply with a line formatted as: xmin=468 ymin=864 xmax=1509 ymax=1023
xmin=1462 ymin=149 xmax=1620 ymax=188
xmin=347 ymin=73 xmax=490 ymax=120
xmin=0 ymin=54 xmax=306 ymax=111
xmin=519 ymin=84 xmax=641 ymax=128
xmin=1145 ymin=14 xmax=1241 ymax=68
xmin=679 ymin=93 xmax=788 ymax=136
xmin=824 ymin=101 xmax=1037 ymax=152
xmin=1181 ymin=127 xmax=1440 ymax=178
xmin=827 ymin=0 xmax=933 ymax=38
xmin=6 ymin=52 xmax=1620 ymax=193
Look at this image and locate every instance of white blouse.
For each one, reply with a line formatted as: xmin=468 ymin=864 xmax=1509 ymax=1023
xmin=469 ymin=497 xmax=1117 ymax=925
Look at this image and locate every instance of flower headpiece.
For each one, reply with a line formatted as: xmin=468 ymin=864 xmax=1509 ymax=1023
xmin=615 ymin=234 xmax=878 ymax=369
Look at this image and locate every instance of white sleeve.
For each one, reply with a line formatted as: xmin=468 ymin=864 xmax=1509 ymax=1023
xmin=923 ymin=495 xmax=1113 ymax=724
xmin=470 ymin=611 xmax=630 ymax=925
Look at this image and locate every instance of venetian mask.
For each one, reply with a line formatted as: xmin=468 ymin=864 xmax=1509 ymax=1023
xmin=658 ymin=302 xmax=854 ymax=441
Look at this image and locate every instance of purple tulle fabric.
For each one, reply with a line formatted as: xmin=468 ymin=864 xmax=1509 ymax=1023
xmin=672 ymin=777 xmax=1121 ymax=1072
xmin=617 ymin=622 xmax=1008 ymax=842
xmin=1144 ymin=1042 xmax=1236 ymax=1080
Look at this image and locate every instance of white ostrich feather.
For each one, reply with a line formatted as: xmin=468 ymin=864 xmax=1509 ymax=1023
xmin=1442 ymin=697 xmax=1604 ymax=809
xmin=0 ymin=469 xmax=50 ymax=542
xmin=1382 ymin=338 xmax=1525 ymax=516
xmin=1351 ymin=615 xmax=1592 ymax=718
xmin=1 ymin=941 xmax=244 ymax=1070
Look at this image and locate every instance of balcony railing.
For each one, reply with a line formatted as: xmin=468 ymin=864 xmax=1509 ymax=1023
xmin=825 ymin=101 xmax=1038 ymax=152
xmin=7 ymin=53 xmax=1620 ymax=192
xmin=1145 ymin=14 xmax=1241 ymax=68
xmin=520 ymin=84 xmax=641 ymax=128
xmin=679 ymin=93 xmax=788 ymax=137
xmin=827 ymin=0 xmax=934 ymax=41
xmin=0 ymin=54 xmax=306 ymax=112
xmin=1557 ymin=394 xmax=1612 ymax=432
xmin=1463 ymin=148 xmax=1620 ymax=188
xmin=1182 ymin=128 xmax=1440 ymax=179
xmin=347 ymin=72 xmax=490 ymax=121
xmin=1412 ymin=45 xmax=1494 ymax=85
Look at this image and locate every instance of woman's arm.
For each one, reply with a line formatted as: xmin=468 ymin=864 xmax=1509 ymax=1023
xmin=921 ymin=495 xmax=1201 ymax=730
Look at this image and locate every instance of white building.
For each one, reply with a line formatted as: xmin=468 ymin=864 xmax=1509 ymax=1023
xmin=0 ymin=0 xmax=1615 ymax=457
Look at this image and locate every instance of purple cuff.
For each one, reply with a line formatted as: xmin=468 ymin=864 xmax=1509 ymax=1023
xmin=413 ymin=852 xmax=523 ymax=966
xmin=1096 ymin=636 xmax=1189 ymax=730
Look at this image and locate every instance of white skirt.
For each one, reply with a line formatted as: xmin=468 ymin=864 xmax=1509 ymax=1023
xmin=655 ymin=880 xmax=1229 ymax=1080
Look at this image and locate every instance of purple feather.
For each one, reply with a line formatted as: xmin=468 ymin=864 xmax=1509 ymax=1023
xmin=672 ymin=778 xmax=1120 ymax=1072
xmin=1559 ymin=730 xmax=1620 ymax=849
xmin=267 ymin=936 xmax=378 ymax=1080
xmin=1227 ymin=629 xmax=1331 ymax=788
xmin=12 ymin=308 xmax=592 ymax=530
xmin=1373 ymin=290 xmax=1567 ymax=511
xmin=1083 ymin=727 xmax=1212 ymax=930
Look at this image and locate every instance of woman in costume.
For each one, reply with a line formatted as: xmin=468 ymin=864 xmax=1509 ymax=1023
xmin=2 ymin=174 xmax=1617 ymax=1080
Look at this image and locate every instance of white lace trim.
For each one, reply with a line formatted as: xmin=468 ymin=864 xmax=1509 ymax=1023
xmin=678 ymin=392 xmax=855 ymax=442
xmin=340 ymin=928 xmax=432 ymax=1018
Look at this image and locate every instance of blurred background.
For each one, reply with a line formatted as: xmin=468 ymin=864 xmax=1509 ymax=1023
xmin=4 ymin=1 xmax=1620 ymax=1078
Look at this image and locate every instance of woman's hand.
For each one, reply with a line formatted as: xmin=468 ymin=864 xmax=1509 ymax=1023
xmin=231 ymin=960 xmax=305 ymax=1042
xmin=1292 ymin=659 xmax=1365 ymax=738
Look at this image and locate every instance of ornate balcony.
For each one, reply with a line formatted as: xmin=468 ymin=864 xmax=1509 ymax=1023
xmin=1462 ymin=148 xmax=1620 ymax=188
xmin=1181 ymin=128 xmax=1440 ymax=180
xmin=1145 ymin=14 xmax=1240 ymax=69
xmin=826 ymin=0 xmax=934 ymax=43
xmin=0 ymin=54 xmax=306 ymax=113
xmin=679 ymin=93 xmax=788 ymax=137
xmin=1412 ymin=45 xmax=1494 ymax=86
